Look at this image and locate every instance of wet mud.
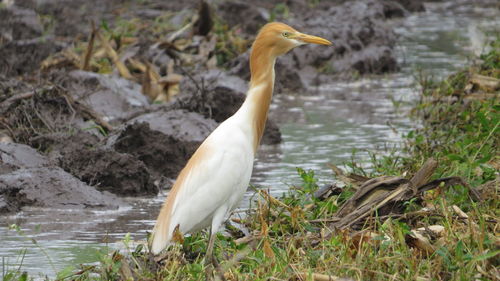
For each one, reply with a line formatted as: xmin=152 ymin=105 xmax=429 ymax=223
xmin=0 ymin=0 xmax=421 ymax=214
xmin=0 ymin=143 xmax=124 ymax=213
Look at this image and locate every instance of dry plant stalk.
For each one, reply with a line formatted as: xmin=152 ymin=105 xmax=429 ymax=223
xmin=141 ymin=62 xmax=163 ymax=100
xmin=325 ymin=159 xmax=472 ymax=236
xmin=81 ymin=21 xmax=97 ymax=71
xmin=96 ymin=30 xmax=133 ymax=79
xmin=471 ymin=73 xmax=500 ymax=91
xmin=297 ymin=272 xmax=353 ymax=281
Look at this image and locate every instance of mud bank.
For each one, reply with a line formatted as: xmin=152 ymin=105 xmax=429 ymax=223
xmin=0 ymin=143 xmax=124 ymax=213
xmin=0 ymin=0 xmax=423 ymax=214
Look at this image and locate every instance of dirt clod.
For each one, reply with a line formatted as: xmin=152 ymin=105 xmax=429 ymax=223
xmin=114 ymin=122 xmax=199 ymax=181
xmin=0 ymin=142 xmax=124 ymax=214
xmin=58 ymin=144 xmax=157 ymax=197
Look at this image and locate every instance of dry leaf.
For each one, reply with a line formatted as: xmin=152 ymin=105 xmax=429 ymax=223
xmin=452 ymin=205 xmax=469 ymax=219
xmin=297 ymin=272 xmax=352 ymax=281
xmin=416 ymin=225 xmax=445 ymax=237
xmin=406 ymin=231 xmax=435 ymax=256
xmin=142 ymin=63 xmax=163 ymax=100
xmin=165 ymin=83 xmax=180 ymax=101
xmin=41 ymin=49 xmax=80 ymax=70
xmin=262 ymin=239 xmax=275 ymax=259
xmin=350 ymin=231 xmax=380 ymax=249
xmin=172 ymin=224 xmax=184 ymax=244
xmin=127 ymin=58 xmax=147 ymax=73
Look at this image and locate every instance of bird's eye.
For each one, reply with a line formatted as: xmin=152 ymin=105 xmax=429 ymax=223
xmin=282 ymin=32 xmax=290 ymax=38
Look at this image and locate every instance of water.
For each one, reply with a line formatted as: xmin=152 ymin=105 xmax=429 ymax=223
xmin=1 ymin=1 xmax=499 ymax=278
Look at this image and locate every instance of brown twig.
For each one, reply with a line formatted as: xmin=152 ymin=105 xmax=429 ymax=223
xmin=0 ymin=91 xmax=36 ymax=112
xmin=81 ymin=21 xmax=97 ymax=71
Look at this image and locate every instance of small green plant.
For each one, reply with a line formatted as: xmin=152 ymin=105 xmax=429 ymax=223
xmin=212 ymin=17 xmax=250 ymax=67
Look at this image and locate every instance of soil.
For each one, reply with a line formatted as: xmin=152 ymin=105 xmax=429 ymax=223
xmin=0 ymin=38 xmax=64 ymax=77
xmin=0 ymin=143 xmax=124 ymax=214
xmin=0 ymin=0 xmax=423 ymax=214
xmin=60 ymin=70 xmax=150 ymax=122
xmin=58 ymin=144 xmax=157 ymax=196
xmin=113 ymin=122 xmax=199 ymax=181
xmin=0 ymin=167 xmax=123 ymax=213
xmin=125 ymin=110 xmax=218 ymax=143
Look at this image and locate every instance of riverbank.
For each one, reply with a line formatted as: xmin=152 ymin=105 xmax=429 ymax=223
xmin=0 ymin=0 xmax=409 ymax=213
xmin=2 ymin=0 xmax=499 ymax=280
xmin=4 ymin=26 xmax=498 ymax=281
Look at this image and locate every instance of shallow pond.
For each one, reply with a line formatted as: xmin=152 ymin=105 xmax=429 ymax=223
xmin=1 ymin=1 xmax=498 ymax=278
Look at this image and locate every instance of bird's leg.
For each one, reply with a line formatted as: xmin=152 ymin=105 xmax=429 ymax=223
xmin=204 ymin=227 xmax=227 ymax=281
xmin=204 ymin=228 xmax=216 ymax=281
xmin=205 ymin=228 xmax=216 ymax=266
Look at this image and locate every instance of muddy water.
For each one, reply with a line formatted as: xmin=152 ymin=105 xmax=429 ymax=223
xmin=1 ymin=2 xmax=499 ymax=278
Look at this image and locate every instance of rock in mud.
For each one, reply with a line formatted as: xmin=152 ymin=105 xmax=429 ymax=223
xmin=126 ymin=109 xmax=218 ymax=143
xmin=57 ymin=143 xmax=157 ymax=197
xmin=60 ymin=70 xmax=150 ymax=122
xmin=0 ymin=167 xmax=123 ymax=214
xmin=177 ymin=70 xmax=282 ymax=144
xmin=224 ymin=0 xmax=400 ymax=82
xmin=0 ymin=142 xmax=124 ymax=214
xmin=113 ymin=122 xmax=199 ymax=180
xmin=291 ymin=0 xmax=399 ymax=78
xmin=0 ymin=143 xmax=50 ymax=174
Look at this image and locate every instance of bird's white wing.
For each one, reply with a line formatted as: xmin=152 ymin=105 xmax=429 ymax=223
xmin=150 ymin=120 xmax=253 ymax=254
xmin=170 ymin=122 xmax=254 ymax=233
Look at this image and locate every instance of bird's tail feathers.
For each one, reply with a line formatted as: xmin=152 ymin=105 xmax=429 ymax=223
xmin=149 ymin=209 xmax=173 ymax=255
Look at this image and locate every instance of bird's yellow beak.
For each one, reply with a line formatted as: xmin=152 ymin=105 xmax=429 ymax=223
xmin=296 ymin=33 xmax=332 ymax=45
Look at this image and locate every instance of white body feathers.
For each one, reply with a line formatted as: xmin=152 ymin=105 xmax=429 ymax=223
xmin=150 ymin=86 xmax=267 ymax=254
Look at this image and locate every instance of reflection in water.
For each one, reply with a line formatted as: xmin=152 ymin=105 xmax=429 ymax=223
xmin=1 ymin=1 xmax=499 ymax=278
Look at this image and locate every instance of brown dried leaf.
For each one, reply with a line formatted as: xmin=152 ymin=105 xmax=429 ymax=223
xmin=406 ymin=231 xmax=435 ymax=256
xmin=172 ymin=224 xmax=184 ymax=244
xmin=350 ymin=230 xmax=380 ymax=249
xmin=297 ymin=272 xmax=352 ymax=281
xmin=262 ymin=239 xmax=275 ymax=259
xmin=471 ymin=73 xmax=500 ymax=91
xmin=160 ymin=73 xmax=183 ymax=85
xmin=41 ymin=49 xmax=81 ymax=71
xmin=452 ymin=205 xmax=469 ymax=219
xmin=258 ymin=189 xmax=291 ymax=210
xmin=142 ymin=63 xmax=163 ymax=100
xmin=416 ymin=225 xmax=445 ymax=237
xmin=165 ymin=83 xmax=180 ymax=101
xmin=127 ymin=58 xmax=147 ymax=73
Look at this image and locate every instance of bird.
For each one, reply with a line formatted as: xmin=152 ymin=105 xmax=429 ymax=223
xmin=150 ymin=22 xmax=331 ymax=260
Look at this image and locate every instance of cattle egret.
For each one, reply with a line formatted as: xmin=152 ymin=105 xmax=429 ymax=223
xmin=150 ymin=22 xmax=331 ymax=260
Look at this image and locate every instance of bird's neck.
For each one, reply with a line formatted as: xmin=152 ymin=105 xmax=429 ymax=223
xmin=241 ymin=45 xmax=276 ymax=152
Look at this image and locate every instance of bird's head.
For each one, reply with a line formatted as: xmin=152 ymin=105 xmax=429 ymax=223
xmin=253 ymin=22 xmax=332 ymax=57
